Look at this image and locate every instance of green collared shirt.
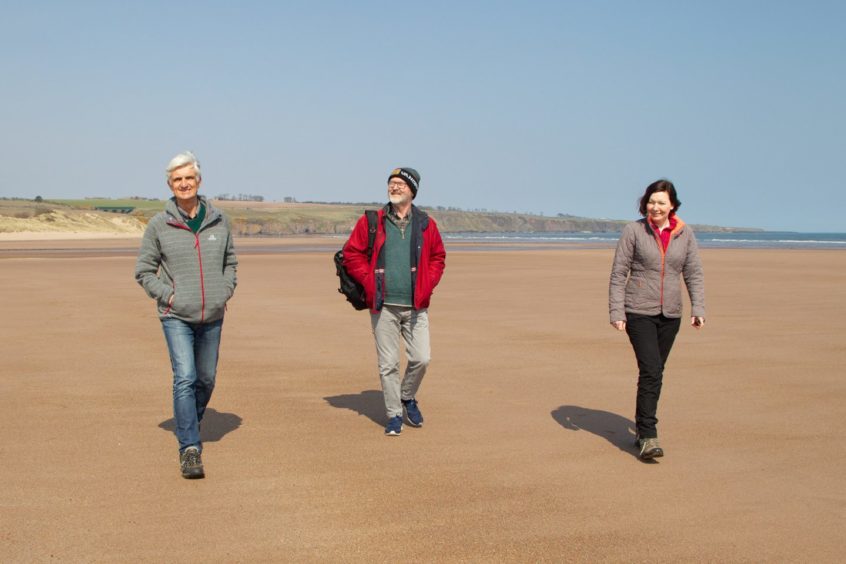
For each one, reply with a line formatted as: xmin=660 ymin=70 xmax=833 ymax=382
xmin=180 ymin=203 xmax=206 ymax=234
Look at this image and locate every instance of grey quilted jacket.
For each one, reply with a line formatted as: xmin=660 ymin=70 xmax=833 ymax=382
xmin=135 ymin=196 xmax=237 ymax=324
xmin=609 ymin=217 xmax=705 ymax=322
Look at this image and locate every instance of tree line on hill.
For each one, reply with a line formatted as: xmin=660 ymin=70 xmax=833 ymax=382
xmin=216 ymin=193 xmax=264 ymax=201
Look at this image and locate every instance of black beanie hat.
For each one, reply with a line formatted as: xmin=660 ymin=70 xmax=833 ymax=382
xmin=388 ymin=167 xmax=420 ymax=199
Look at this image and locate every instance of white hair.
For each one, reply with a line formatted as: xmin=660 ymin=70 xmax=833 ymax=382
xmin=166 ymin=151 xmax=202 ymax=180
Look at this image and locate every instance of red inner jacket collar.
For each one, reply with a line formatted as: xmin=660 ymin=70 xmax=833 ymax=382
xmin=649 ymin=213 xmax=677 ymax=250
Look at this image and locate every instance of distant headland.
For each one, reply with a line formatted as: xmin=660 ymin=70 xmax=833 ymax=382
xmin=0 ymin=197 xmax=762 ymax=237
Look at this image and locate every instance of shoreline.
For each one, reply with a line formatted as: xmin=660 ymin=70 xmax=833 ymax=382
xmin=0 ymin=231 xmax=144 ymax=241
xmin=1 ymin=234 xmax=843 ymax=259
xmin=2 ymin=228 xmax=844 ymax=252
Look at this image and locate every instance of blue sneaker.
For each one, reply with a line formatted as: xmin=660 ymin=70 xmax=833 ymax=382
xmin=384 ymin=415 xmax=403 ymax=436
xmin=402 ymin=398 xmax=424 ymax=427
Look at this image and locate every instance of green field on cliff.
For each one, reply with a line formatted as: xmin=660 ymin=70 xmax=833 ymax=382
xmin=42 ymin=198 xmax=630 ymax=236
xmin=2 ymin=198 xmax=755 ymax=236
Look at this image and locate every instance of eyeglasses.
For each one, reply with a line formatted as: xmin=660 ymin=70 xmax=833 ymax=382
xmin=388 ymin=181 xmax=409 ymax=190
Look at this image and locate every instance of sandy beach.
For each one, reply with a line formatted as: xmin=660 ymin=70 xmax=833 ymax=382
xmin=1 ymin=238 xmax=843 ymax=562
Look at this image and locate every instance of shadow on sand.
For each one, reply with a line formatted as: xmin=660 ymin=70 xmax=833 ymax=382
xmin=324 ymin=389 xmax=385 ymax=427
xmin=551 ymin=405 xmax=654 ymax=462
xmin=158 ymin=408 xmax=243 ymax=443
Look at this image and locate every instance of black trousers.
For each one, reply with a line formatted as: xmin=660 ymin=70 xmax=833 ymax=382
xmin=625 ymin=313 xmax=681 ymax=439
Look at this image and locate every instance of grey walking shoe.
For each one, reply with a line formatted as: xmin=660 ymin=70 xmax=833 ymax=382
xmin=180 ymin=446 xmax=205 ymax=479
xmin=638 ymin=437 xmax=664 ymax=460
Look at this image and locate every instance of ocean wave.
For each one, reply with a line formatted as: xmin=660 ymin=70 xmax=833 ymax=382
xmin=704 ymin=238 xmax=846 ymax=245
xmin=443 ymin=231 xmax=846 ymax=249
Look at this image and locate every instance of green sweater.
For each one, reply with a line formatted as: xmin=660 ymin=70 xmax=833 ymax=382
xmin=383 ymin=216 xmax=413 ymax=306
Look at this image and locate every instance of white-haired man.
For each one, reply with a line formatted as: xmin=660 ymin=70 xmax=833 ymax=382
xmin=135 ymin=151 xmax=238 ymax=478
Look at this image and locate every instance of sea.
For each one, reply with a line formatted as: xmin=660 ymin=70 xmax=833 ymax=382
xmin=442 ymin=231 xmax=846 ymax=250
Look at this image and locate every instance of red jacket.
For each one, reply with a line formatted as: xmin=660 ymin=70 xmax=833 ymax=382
xmin=343 ymin=205 xmax=446 ymax=313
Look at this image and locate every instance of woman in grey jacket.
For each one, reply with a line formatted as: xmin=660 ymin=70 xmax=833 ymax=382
xmin=135 ymin=151 xmax=237 ymax=479
xmin=609 ymin=179 xmax=705 ymax=460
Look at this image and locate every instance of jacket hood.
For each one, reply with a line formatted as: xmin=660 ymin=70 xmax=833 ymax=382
xmin=165 ymin=195 xmax=221 ymax=227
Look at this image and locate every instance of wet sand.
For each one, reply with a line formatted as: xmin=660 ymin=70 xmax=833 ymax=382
xmin=1 ymin=239 xmax=844 ymax=562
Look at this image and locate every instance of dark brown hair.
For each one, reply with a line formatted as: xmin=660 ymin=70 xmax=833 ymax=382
xmin=638 ymin=179 xmax=681 ymax=216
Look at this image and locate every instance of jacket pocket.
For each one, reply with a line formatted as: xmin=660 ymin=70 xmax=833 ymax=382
xmin=172 ymin=290 xmax=200 ymax=319
xmin=203 ymin=274 xmax=231 ymax=320
xmin=663 ymin=280 xmax=682 ymax=315
xmin=625 ymin=273 xmax=659 ymax=311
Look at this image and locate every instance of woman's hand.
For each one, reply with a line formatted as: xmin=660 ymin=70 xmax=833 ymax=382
xmin=611 ymin=320 xmax=626 ymax=331
xmin=168 ymin=294 xmax=174 ymax=306
xmin=691 ymin=316 xmax=705 ymax=329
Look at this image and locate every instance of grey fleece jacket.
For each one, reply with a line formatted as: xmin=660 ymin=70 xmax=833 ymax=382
xmin=609 ymin=217 xmax=705 ymax=322
xmin=135 ymin=196 xmax=237 ymax=324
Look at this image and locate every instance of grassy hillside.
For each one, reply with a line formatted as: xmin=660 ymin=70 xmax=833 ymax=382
xmin=0 ymin=198 xmax=147 ymax=234
xmin=1 ymin=198 xmax=757 ymax=236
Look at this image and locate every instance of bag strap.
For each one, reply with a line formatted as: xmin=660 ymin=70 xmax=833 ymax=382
xmin=365 ymin=210 xmax=378 ymax=258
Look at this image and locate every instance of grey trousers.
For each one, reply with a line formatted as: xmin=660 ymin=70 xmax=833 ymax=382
xmin=370 ymin=305 xmax=431 ymax=418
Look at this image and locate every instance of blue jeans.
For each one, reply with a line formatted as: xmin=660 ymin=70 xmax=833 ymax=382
xmin=161 ymin=317 xmax=223 ymax=453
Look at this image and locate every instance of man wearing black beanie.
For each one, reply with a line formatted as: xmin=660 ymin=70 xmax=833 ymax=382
xmin=388 ymin=167 xmax=420 ymax=199
xmin=342 ymin=167 xmax=446 ymax=436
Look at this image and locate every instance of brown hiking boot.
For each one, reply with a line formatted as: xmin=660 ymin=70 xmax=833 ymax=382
xmin=638 ymin=437 xmax=664 ymax=460
xmin=179 ymin=446 xmax=205 ymax=479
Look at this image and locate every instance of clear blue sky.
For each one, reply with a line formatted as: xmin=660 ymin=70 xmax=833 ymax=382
xmin=1 ymin=1 xmax=844 ymax=232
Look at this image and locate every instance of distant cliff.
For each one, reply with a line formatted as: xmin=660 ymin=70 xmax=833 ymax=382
xmin=219 ymin=203 xmax=759 ymax=237
xmin=0 ymin=198 xmax=761 ymax=237
xmin=223 ymin=206 xmax=633 ymax=237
